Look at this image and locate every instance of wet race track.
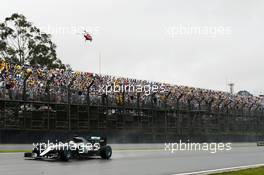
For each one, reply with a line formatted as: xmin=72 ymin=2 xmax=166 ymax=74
xmin=0 ymin=144 xmax=264 ymax=175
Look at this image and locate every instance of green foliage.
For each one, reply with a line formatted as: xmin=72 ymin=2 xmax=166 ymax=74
xmin=0 ymin=13 xmax=65 ymax=69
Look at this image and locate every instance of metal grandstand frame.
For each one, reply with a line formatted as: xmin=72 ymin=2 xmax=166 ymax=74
xmin=0 ymin=89 xmax=263 ymax=142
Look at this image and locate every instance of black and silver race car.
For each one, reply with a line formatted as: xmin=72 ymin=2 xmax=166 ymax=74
xmin=24 ymin=136 xmax=112 ymax=161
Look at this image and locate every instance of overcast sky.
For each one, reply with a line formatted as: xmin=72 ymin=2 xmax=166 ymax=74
xmin=1 ymin=0 xmax=264 ymax=95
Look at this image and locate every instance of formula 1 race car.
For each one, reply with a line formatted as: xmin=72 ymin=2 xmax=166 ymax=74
xmin=24 ymin=136 xmax=112 ymax=161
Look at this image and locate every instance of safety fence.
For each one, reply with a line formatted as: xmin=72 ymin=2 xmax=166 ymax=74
xmin=0 ymin=93 xmax=263 ymax=143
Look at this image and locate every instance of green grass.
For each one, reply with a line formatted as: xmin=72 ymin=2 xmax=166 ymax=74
xmin=211 ymin=166 xmax=264 ymax=175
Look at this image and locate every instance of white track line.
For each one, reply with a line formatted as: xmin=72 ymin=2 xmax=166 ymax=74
xmin=172 ymin=164 xmax=264 ymax=175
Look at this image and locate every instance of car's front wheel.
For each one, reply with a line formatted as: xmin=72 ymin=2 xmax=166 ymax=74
xmin=100 ymin=145 xmax=112 ymax=159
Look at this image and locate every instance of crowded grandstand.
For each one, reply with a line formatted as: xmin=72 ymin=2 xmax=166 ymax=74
xmin=0 ymin=59 xmax=263 ymax=112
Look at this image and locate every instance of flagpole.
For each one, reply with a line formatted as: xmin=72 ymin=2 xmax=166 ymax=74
xmin=99 ymin=52 xmax=102 ymax=75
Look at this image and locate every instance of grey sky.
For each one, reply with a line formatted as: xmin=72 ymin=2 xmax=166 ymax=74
xmin=1 ymin=0 xmax=264 ymax=95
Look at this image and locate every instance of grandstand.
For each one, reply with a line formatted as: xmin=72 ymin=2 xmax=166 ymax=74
xmin=0 ymin=59 xmax=263 ymax=143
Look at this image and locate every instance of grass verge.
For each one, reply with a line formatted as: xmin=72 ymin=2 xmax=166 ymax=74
xmin=211 ymin=166 xmax=264 ymax=175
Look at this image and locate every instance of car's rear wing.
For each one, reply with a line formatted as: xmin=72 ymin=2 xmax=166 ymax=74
xmin=87 ymin=136 xmax=107 ymax=146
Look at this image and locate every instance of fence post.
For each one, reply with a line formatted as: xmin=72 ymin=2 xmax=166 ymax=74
xmin=86 ymin=80 xmax=94 ymax=129
xmin=67 ymin=86 xmax=71 ymax=131
xmin=22 ymin=78 xmax=27 ymax=101
xmin=255 ymin=105 xmax=260 ymax=138
xmin=137 ymin=92 xmax=141 ymax=129
xmin=225 ymin=101 xmax=232 ymax=133
xmin=217 ymin=100 xmax=223 ymax=134
xmin=176 ymin=94 xmax=184 ymax=136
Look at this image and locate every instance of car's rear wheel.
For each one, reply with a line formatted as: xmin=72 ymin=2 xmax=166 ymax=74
xmin=100 ymin=145 xmax=112 ymax=159
xmin=60 ymin=150 xmax=71 ymax=161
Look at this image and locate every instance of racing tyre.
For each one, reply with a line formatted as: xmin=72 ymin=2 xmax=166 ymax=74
xmin=100 ymin=145 xmax=112 ymax=159
xmin=24 ymin=152 xmax=33 ymax=157
xmin=60 ymin=149 xmax=71 ymax=161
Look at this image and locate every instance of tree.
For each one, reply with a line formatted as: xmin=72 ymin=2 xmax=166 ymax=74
xmin=0 ymin=13 xmax=65 ymax=69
